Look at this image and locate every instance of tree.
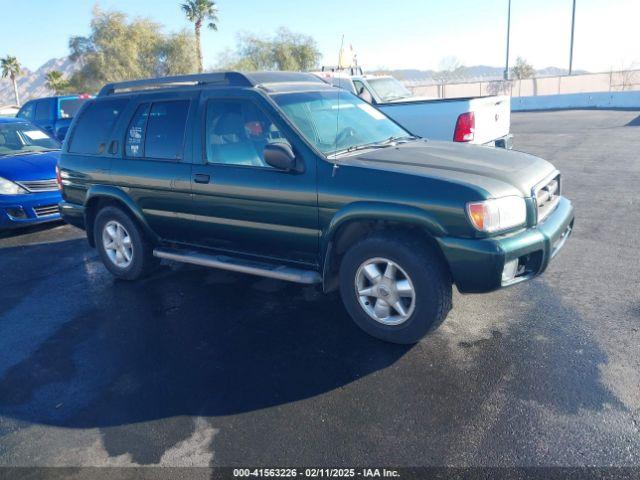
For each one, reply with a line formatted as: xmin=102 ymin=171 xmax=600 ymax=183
xmin=1 ymin=55 xmax=21 ymax=106
xmin=219 ymin=28 xmax=321 ymax=72
xmin=45 ymin=71 xmax=71 ymax=95
xmin=68 ymin=7 xmax=198 ymax=92
xmin=181 ymin=0 xmax=219 ymax=73
xmin=511 ymin=57 xmax=535 ymax=80
xmin=434 ymin=56 xmax=467 ymax=84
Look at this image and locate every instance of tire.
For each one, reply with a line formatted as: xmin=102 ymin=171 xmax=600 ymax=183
xmin=339 ymin=232 xmax=452 ymax=344
xmin=94 ymin=206 xmax=159 ymax=280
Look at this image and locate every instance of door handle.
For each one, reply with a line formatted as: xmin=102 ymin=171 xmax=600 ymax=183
xmin=108 ymin=140 xmax=119 ymax=155
xmin=193 ymin=173 xmax=211 ymax=184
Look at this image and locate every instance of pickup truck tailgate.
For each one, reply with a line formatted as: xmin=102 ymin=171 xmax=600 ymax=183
xmin=470 ymin=95 xmax=511 ymax=145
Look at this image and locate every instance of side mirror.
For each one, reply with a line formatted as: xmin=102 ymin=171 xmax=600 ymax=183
xmin=358 ymin=88 xmax=374 ymax=104
xmin=264 ymin=142 xmax=296 ymax=171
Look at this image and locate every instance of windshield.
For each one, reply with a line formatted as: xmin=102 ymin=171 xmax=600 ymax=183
xmin=0 ymin=122 xmax=60 ymax=156
xmin=59 ymin=97 xmax=90 ymax=119
xmin=273 ymin=90 xmax=411 ymax=157
xmin=367 ymin=77 xmax=412 ymax=102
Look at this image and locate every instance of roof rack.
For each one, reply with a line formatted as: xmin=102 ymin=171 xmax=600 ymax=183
xmin=98 ymin=71 xmax=325 ymax=96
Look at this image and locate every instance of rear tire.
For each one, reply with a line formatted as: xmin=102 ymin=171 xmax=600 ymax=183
xmin=339 ymin=232 xmax=452 ymax=344
xmin=94 ymin=206 xmax=159 ymax=280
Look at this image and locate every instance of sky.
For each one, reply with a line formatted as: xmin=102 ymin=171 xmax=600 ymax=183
xmin=1 ymin=0 xmax=638 ymax=74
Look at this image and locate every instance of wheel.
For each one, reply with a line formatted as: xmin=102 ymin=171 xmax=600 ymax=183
xmin=339 ymin=232 xmax=452 ymax=344
xmin=94 ymin=206 xmax=159 ymax=280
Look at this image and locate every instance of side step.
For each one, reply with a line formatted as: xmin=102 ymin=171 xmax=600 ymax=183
xmin=153 ymin=247 xmax=322 ymax=285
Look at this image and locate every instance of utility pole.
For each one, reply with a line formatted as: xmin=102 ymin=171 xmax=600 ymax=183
xmin=569 ymin=0 xmax=576 ymax=74
xmin=504 ymin=0 xmax=511 ymax=80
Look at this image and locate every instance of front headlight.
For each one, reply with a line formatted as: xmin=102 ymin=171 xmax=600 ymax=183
xmin=467 ymin=196 xmax=527 ymax=233
xmin=0 ymin=177 xmax=27 ymax=195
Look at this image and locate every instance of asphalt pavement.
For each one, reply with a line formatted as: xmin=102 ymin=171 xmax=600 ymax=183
xmin=0 ymin=109 xmax=638 ymax=468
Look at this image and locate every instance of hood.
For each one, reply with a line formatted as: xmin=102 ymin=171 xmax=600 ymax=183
xmin=0 ymin=151 xmax=60 ymax=182
xmin=339 ymin=140 xmax=556 ymax=197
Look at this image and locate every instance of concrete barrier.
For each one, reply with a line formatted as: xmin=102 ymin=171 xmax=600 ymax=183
xmin=511 ymin=91 xmax=640 ymax=111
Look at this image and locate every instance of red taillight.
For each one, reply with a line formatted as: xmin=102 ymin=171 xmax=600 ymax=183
xmin=55 ymin=164 xmax=62 ymax=190
xmin=453 ymin=111 xmax=475 ymax=142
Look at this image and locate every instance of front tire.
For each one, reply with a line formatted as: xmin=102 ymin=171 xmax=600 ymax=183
xmin=339 ymin=232 xmax=452 ymax=344
xmin=94 ymin=206 xmax=159 ymax=280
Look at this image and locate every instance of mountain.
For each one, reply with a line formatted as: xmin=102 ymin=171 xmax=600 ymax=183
xmin=368 ymin=65 xmax=589 ymax=82
xmin=0 ymin=57 xmax=79 ymax=107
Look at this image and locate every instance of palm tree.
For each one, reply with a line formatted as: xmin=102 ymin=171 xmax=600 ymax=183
xmin=1 ymin=55 xmax=22 ymax=106
xmin=181 ymin=0 xmax=219 ymax=73
xmin=45 ymin=70 xmax=70 ymax=95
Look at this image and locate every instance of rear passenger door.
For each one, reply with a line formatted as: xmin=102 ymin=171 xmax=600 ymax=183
xmin=109 ymin=92 xmax=197 ymax=242
xmin=189 ymin=90 xmax=319 ymax=265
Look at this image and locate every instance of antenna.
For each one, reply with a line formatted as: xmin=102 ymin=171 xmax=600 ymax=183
xmin=332 ymin=34 xmax=345 ymax=174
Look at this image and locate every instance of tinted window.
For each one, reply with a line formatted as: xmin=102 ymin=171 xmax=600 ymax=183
xmin=34 ymin=100 xmax=53 ymax=122
xmin=68 ymin=99 xmax=128 ymax=155
xmin=144 ymin=101 xmax=189 ymax=160
xmin=125 ymin=103 xmax=150 ymax=158
xmin=205 ymin=99 xmax=289 ymax=167
xmin=59 ymin=97 xmax=90 ymax=119
xmin=18 ymin=102 xmax=35 ymax=120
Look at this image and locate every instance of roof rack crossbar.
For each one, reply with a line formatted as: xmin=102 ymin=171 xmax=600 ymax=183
xmin=98 ymin=72 xmax=252 ymax=96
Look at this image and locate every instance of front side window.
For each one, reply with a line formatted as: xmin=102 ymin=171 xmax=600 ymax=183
xmin=273 ymin=90 xmax=410 ymax=156
xmin=205 ymin=99 xmax=289 ymax=167
xmin=68 ymin=99 xmax=128 ymax=155
xmin=34 ymin=100 xmax=53 ymax=122
xmin=0 ymin=122 xmax=60 ymax=156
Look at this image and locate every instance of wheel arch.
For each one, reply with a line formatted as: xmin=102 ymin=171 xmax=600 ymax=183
xmin=84 ymin=186 xmax=157 ymax=247
xmin=321 ymin=202 xmax=450 ymax=293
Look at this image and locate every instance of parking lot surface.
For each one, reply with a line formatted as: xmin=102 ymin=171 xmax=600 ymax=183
xmin=0 ymin=110 xmax=639 ymax=467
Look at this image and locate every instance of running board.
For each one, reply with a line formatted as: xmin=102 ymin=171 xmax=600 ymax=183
xmin=153 ymin=247 xmax=322 ymax=284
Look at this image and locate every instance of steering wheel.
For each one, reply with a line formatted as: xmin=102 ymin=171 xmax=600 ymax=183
xmin=336 ymin=127 xmax=357 ymax=146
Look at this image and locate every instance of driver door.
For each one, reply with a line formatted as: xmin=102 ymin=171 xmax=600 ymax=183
xmin=189 ymin=91 xmax=320 ymax=266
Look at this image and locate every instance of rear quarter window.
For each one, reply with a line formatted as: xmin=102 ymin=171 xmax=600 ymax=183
xmin=68 ymin=99 xmax=128 ymax=155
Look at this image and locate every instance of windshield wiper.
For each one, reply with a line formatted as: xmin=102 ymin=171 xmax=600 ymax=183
xmin=329 ymin=135 xmax=418 ymax=159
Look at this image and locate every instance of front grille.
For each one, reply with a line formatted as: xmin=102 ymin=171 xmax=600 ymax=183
xmin=17 ymin=179 xmax=58 ymax=192
xmin=534 ymin=173 xmax=561 ymax=223
xmin=33 ymin=204 xmax=59 ymax=217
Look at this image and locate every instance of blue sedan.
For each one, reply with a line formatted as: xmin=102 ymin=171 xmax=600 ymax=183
xmin=0 ymin=117 xmax=62 ymax=229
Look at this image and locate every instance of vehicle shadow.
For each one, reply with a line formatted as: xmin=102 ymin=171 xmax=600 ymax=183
xmin=0 ymin=238 xmax=411 ymax=428
xmin=625 ymin=114 xmax=640 ymax=126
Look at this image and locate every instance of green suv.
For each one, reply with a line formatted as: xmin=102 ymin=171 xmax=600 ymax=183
xmin=58 ymin=72 xmax=574 ymax=344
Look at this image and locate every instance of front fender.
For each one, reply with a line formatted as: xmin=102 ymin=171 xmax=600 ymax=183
xmin=320 ymin=201 xmax=447 ymax=290
xmin=85 ymin=185 xmax=158 ymax=245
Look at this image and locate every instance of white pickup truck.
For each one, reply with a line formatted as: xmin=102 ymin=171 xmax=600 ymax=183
xmin=315 ymin=69 xmax=513 ymax=149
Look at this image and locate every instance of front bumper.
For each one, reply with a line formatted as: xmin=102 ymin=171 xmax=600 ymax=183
xmin=0 ymin=191 xmax=62 ymax=229
xmin=437 ymin=196 xmax=574 ymax=293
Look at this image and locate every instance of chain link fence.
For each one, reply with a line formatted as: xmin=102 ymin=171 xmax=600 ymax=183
xmin=404 ymin=69 xmax=640 ymax=99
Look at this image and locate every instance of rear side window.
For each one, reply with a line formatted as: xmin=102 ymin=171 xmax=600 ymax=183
xmin=68 ymin=99 xmax=128 ymax=155
xmin=124 ymin=100 xmax=189 ymax=160
xmin=59 ymin=97 xmax=89 ymax=119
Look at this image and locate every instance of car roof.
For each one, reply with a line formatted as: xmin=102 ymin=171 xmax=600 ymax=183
xmin=98 ymin=71 xmax=330 ymax=97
